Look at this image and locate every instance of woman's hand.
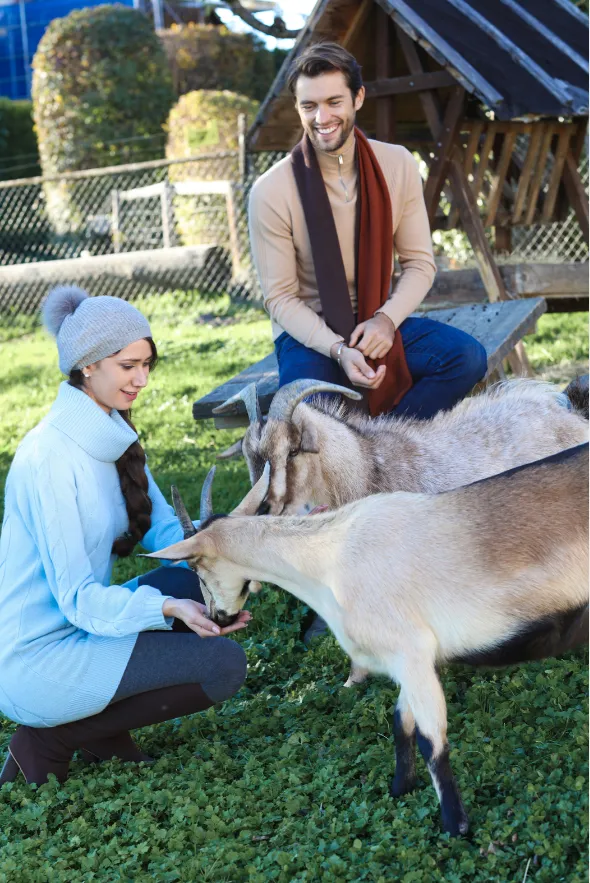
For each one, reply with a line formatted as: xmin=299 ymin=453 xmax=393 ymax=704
xmin=162 ymin=598 xmax=252 ymax=637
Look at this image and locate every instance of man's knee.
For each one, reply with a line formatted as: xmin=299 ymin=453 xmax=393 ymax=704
xmin=455 ymin=337 xmax=487 ymax=388
xmin=201 ymin=638 xmax=247 ymax=703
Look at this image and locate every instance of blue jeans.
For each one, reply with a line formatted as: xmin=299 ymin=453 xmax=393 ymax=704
xmin=275 ymin=316 xmax=488 ymax=420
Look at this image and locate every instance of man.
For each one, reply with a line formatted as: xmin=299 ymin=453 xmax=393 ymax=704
xmin=248 ymin=41 xmax=487 ymax=421
xmin=248 ymin=42 xmax=487 ymax=641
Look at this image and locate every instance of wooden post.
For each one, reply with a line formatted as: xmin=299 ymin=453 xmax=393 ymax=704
xmin=375 ymin=6 xmax=395 ymax=143
xmin=160 ymin=183 xmax=172 ymax=248
xmin=238 ymin=113 xmax=248 ymax=186
xmin=226 ymin=183 xmax=242 ymax=281
xmin=111 ymin=190 xmax=121 ymax=254
xmin=423 ymin=86 xmax=465 ymax=225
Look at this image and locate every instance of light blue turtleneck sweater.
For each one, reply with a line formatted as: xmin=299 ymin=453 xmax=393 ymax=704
xmin=0 ymin=382 xmax=189 ymax=727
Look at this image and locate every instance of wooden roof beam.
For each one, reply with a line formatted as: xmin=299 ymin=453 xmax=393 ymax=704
xmin=377 ymin=0 xmax=504 ymax=110
xmin=444 ymin=0 xmax=582 ymax=112
xmin=497 ymin=0 xmax=587 ymax=72
xmin=364 ymin=70 xmax=456 ymax=98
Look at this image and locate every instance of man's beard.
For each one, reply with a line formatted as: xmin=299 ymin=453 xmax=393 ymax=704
xmin=309 ymin=116 xmax=355 ymax=153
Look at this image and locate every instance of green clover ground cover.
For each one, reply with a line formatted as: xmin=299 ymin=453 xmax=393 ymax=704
xmin=0 ymin=293 xmax=587 ymax=882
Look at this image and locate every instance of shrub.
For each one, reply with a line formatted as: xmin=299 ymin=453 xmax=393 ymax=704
xmin=166 ymin=90 xmax=259 ymax=248
xmin=0 ymin=99 xmax=40 ymax=181
xmin=32 ymin=3 xmax=174 ymax=234
xmin=160 ymin=23 xmax=286 ymax=102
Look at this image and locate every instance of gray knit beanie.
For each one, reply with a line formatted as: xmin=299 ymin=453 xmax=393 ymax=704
xmin=42 ymin=286 xmax=152 ymax=375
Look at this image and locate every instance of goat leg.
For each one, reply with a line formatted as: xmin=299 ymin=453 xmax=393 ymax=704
xmin=390 ymin=689 xmax=417 ymax=797
xmin=343 ymin=662 xmax=370 ymax=688
xmin=392 ymin=657 xmax=469 ymax=836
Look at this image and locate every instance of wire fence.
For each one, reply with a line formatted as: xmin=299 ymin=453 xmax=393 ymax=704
xmin=0 ymin=146 xmax=587 ymax=340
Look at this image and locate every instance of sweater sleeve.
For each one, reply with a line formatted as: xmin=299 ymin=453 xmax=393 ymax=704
xmin=26 ymin=454 xmax=172 ymax=637
xmin=376 ymin=148 xmax=437 ymax=330
xmin=248 ymin=175 xmax=344 ymax=358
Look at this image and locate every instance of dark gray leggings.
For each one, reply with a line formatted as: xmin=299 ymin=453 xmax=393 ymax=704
xmin=111 ymin=567 xmax=247 ymax=705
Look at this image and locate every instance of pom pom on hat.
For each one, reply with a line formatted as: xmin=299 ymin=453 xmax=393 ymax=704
xmin=42 ymin=286 xmax=88 ymax=338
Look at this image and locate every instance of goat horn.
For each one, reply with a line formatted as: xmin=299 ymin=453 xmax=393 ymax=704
xmin=200 ymin=465 xmax=216 ymax=523
xmin=171 ymin=485 xmax=198 ymax=539
xmin=213 ymin=382 xmax=262 ymax=425
xmin=268 ymin=379 xmax=362 ymax=424
xmin=216 ymin=437 xmax=244 ymax=460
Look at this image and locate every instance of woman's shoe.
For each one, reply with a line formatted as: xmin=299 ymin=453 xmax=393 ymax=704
xmin=0 ymin=726 xmax=71 ymax=786
xmin=0 ymin=750 xmax=20 ymax=785
xmin=78 ymin=731 xmax=154 ymax=765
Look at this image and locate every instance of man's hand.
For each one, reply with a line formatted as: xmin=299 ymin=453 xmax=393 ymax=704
xmin=162 ymin=598 xmax=251 ymax=638
xmin=337 ymin=345 xmax=386 ymax=390
xmin=349 ymin=313 xmax=395 ymax=360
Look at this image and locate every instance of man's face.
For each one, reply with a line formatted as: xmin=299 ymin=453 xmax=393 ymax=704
xmin=295 ymin=70 xmax=365 ymax=153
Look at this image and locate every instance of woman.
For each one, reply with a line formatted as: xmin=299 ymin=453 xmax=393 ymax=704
xmin=0 ymin=285 xmax=249 ymax=787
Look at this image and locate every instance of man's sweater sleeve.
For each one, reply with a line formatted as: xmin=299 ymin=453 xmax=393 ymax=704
xmin=376 ymin=148 xmax=437 ymax=330
xmin=248 ymin=177 xmax=343 ymax=357
xmin=26 ymin=455 xmax=172 ymax=637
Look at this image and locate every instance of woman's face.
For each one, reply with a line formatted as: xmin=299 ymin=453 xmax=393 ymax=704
xmin=82 ymin=339 xmax=154 ymax=414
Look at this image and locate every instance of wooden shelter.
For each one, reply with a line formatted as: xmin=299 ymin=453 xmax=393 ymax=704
xmin=247 ymin=0 xmax=589 ymax=371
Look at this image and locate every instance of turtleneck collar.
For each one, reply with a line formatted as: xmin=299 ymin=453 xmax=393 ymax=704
xmin=45 ymin=381 xmax=138 ymax=463
xmin=315 ymin=130 xmax=357 ymax=176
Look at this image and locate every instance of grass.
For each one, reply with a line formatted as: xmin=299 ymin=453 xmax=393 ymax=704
xmin=0 ymin=292 xmax=588 ymax=882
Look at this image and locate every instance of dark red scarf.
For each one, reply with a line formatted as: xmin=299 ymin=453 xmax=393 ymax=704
xmin=291 ymin=126 xmax=412 ymax=416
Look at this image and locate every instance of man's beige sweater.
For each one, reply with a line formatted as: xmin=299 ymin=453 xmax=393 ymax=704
xmin=248 ymin=135 xmax=437 ymax=358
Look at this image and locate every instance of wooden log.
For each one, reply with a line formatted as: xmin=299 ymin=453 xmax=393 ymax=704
xmin=375 ymin=5 xmax=394 ymax=143
xmin=0 ymin=245 xmax=226 ymax=287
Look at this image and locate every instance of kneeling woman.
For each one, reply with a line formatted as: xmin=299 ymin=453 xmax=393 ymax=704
xmin=0 ymin=286 xmax=249 ymax=786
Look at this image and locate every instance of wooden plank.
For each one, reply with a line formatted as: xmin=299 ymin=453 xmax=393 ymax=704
xmin=524 ymin=124 xmax=555 ymax=226
xmin=542 ymin=128 xmax=573 ymax=222
xmin=512 ymin=126 xmax=544 ymax=224
xmin=225 ymin=183 xmax=242 ymax=280
xmin=485 ymin=130 xmax=517 ymax=227
xmin=556 ymin=120 xmax=587 ymax=220
xmin=364 ymin=70 xmax=456 ymax=98
xmin=447 ymin=154 xmax=506 ymax=303
xmin=447 ymin=120 xmax=483 ymax=229
xmin=120 ymin=182 xmax=166 ymax=202
xmin=193 ymin=299 xmax=547 ymax=426
xmin=173 ymin=180 xmax=230 ymax=197
xmin=395 ymin=24 xmax=441 ymax=136
xmin=556 ymin=151 xmax=589 ymax=241
xmin=423 ymin=86 xmax=465 ymax=224
xmin=160 ymin=184 xmax=172 ymax=249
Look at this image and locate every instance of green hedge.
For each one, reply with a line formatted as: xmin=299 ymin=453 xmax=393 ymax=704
xmin=160 ymin=23 xmax=287 ymax=102
xmin=0 ymin=99 xmax=40 ymax=181
xmin=167 ymin=90 xmax=259 ymax=247
xmin=32 ymin=3 xmax=174 ymax=234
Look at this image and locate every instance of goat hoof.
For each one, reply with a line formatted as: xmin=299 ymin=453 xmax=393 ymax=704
xmin=441 ymin=807 xmax=470 ymax=837
xmin=389 ymin=774 xmax=417 ymax=798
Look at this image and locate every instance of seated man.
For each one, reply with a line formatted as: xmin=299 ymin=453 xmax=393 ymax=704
xmin=248 ymin=41 xmax=487 ymax=640
xmin=248 ymin=41 xmax=487 ymax=422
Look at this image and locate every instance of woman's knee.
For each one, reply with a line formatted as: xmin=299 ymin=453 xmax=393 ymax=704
xmin=201 ymin=638 xmax=247 ymax=703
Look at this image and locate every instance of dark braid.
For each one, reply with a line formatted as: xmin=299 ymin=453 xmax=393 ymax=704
xmin=68 ymin=338 xmax=158 ymax=558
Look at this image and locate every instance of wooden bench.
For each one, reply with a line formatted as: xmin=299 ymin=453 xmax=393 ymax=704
xmin=193 ymin=298 xmax=547 ymax=429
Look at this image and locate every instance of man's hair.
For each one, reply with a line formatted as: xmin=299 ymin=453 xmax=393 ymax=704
xmin=287 ymin=42 xmax=363 ymax=99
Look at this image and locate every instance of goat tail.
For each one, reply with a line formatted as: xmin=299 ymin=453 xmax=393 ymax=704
xmin=564 ymin=374 xmax=589 ymax=419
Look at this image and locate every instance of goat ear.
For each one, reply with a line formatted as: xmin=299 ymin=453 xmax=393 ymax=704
xmin=300 ymin=424 xmax=319 ymax=454
xmin=141 ymin=533 xmax=214 ymax=562
xmin=217 ymin=437 xmax=244 ymax=460
xmin=231 ymin=462 xmax=271 ymax=516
